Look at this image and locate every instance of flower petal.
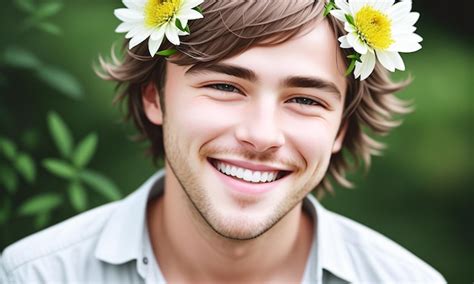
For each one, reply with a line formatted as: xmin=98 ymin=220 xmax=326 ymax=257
xmin=355 ymin=51 xmax=376 ymax=80
xmin=129 ymin=29 xmax=152 ymax=49
xmin=375 ymin=49 xmax=396 ymax=71
xmin=180 ymin=0 xmax=204 ymax=10
xmin=349 ymin=0 xmax=366 ymax=15
xmin=392 ymin=11 xmax=419 ymax=27
xmin=150 ymin=27 xmax=166 ymax=40
xmin=372 ymin=0 xmax=395 ymax=13
xmin=388 ymin=0 xmax=412 ymax=23
xmin=148 ymin=34 xmax=165 ymax=56
xmin=344 ymin=22 xmax=356 ymax=33
xmin=335 ymin=0 xmax=351 ymax=14
xmin=114 ymin=8 xmax=143 ymax=22
xmin=338 ymin=35 xmax=351 ymax=48
xmin=347 ymin=32 xmax=368 ymax=54
xmin=125 ymin=26 xmax=148 ymax=39
xmin=389 ymin=40 xmax=422 ymax=53
xmin=165 ymin=24 xmax=180 ymax=45
xmin=391 ymin=51 xmax=405 ymax=71
xmin=115 ymin=22 xmax=134 ymax=33
xmin=390 ymin=33 xmax=422 ymax=52
xmin=177 ymin=8 xmax=204 ymax=20
xmin=330 ymin=10 xmax=347 ymax=22
xmin=123 ymin=0 xmax=145 ymax=10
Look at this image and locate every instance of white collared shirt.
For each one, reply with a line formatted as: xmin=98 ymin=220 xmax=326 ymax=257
xmin=1 ymin=170 xmax=445 ymax=283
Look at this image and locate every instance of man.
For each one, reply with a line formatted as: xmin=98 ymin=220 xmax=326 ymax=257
xmin=1 ymin=0 xmax=446 ymax=283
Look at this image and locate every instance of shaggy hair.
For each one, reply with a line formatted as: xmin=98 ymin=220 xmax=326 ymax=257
xmin=97 ymin=0 xmax=412 ymax=196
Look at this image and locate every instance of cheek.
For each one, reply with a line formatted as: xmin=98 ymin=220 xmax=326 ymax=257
xmin=284 ymin=116 xmax=339 ymax=168
xmin=166 ymin=92 xmax=241 ymax=146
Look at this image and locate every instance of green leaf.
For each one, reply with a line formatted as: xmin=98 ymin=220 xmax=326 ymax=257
xmin=68 ymin=182 xmax=87 ymax=212
xmin=0 ymin=137 xmax=17 ymax=160
xmin=175 ymin=18 xmax=184 ymax=31
xmin=157 ymin=49 xmax=177 ymax=57
xmin=35 ymin=2 xmax=63 ymax=19
xmin=42 ymin=158 xmax=76 ymax=179
xmin=0 ymin=199 xmax=12 ymax=225
xmin=13 ymin=0 xmax=35 ymax=13
xmin=20 ymin=128 xmax=40 ymax=150
xmin=72 ymin=133 xmax=98 ymax=168
xmin=193 ymin=6 xmax=203 ymax=14
xmin=18 ymin=193 xmax=62 ymax=216
xmin=347 ymin=53 xmax=361 ymax=62
xmin=345 ymin=14 xmax=355 ymax=26
xmin=34 ymin=211 xmax=51 ymax=228
xmin=323 ymin=1 xmax=335 ymax=17
xmin=345 ymin=58 xmax=357 ymax=76
xmin=80 ymin=169 xmax=121 ymax=201
xmin=37 ymin=22 xmax=62 ymax=35
xmin=2 ymin=46 xmax=42 ymax=70
xmin=175 ymin=19 xmax=190 ymax=33
xmin=14 ymin=152 xmax=36 ymax=183
xmin=0 ymin=164 xmax=18 ymax=193
xmin=47 ymin=111 xmax=74 ymax=158
xmin=37 ymin=66 xmax=83 ymax=99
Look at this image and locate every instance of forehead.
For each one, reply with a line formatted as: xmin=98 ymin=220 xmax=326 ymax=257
xmin=209 ymin=19 xmax=347 ymax=96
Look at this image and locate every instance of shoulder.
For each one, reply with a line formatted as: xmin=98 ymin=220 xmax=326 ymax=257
xmin=326 ymin=210 xmax=446 ymax=283
xmin=1 ymin=201 xmax=119 ymax=278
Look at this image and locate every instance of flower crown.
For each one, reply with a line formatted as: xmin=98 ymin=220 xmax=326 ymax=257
xmin=114 ymin=0 xmax=203 ymax=57
xmin=324 ymin=0 xmax=423 ymax=80
xmin=113 ymin=0 xmax=422 ymax=81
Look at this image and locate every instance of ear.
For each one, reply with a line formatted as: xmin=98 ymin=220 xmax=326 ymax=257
xmin=332 ymin=120 xmax=348 ymax=153
xmin=142 ymin=83 xmax=163 ymax=125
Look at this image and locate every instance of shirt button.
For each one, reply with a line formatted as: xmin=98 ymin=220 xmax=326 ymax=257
xmin=142 ymin=257 xmax=148 ymax=265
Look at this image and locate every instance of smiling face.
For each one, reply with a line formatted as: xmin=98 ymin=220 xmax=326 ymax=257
xmin=144 ymin=19 xmax=347 ymax=240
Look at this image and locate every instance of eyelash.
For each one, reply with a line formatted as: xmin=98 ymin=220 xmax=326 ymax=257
xmin=205 ymin=83 xmax=322 ymax=107
xmin=207 ymin=83 xmax=241 ymax=93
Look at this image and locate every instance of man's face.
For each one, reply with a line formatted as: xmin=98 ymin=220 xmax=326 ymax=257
xmin=146 ymin=20 xmax=347 ymax=240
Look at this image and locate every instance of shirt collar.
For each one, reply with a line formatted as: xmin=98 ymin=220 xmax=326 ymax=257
xmin=95 ymin=170 xmax=356 ymax=282
xmin=305 ymin=194 xmax=356 ymax=283
xmin=95 ymin=170 xmax=165 ymax=265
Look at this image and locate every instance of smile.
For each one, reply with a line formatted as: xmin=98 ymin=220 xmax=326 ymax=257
xmin=208 ymin=158 xmax=291 ymax=184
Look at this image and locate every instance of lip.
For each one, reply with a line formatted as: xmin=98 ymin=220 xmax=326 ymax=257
xmin=207 ymin=158 xmax=291 ymax=195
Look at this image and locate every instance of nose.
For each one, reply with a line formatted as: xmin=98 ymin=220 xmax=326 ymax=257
xmin=234 ymin=105 xmax=285 ymax=153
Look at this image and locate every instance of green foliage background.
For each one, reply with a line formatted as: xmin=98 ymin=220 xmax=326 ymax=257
xmin=0 ymin=0 xmax=472 ymax=282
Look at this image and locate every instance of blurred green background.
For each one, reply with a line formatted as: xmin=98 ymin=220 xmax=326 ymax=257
xmin=0 ymin=0 xmax=472 ymax=282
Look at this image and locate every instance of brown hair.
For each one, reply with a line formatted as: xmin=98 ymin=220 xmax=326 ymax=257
xmin=97 ymin=0 xmax=412 ymax=196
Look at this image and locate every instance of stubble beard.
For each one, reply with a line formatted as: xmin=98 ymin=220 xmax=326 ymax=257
xmin=163 ymin=122 xmax=320 ymax=241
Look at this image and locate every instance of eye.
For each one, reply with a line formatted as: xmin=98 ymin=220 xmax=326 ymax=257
xmin=207 ymin=83 xmax=241 ymax=93
xmin=287 ymin=97 xmax=321 ymax=106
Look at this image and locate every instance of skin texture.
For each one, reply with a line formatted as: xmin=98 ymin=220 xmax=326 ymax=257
xmin=144 ymin=19 xmax=347 ymax=283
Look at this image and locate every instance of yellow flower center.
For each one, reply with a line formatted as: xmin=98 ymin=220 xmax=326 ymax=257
xmin=355 ymin=5 xmax=393 ymax=50
xmin=145 ymin=0 xmax=181 ymax=27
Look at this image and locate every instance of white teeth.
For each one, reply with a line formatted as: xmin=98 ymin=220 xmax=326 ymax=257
xmin=236 ymin=168 xmax=244 ymax=179
xmin=251 ymin=171 xmax=261 ymax=183
xmin=215 ymin=161 xmax=280 ymax=183
xmin=243 ymin=169 xmax=252 ymax=182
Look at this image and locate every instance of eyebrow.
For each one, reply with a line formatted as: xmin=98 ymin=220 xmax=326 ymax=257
xmin=186 ymin=63 xmax=341 ymax=99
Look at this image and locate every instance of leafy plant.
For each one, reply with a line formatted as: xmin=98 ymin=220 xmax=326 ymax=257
xmin=0 ymin=136 xmax=36 ymax=194
xmin=42 ymin=111 xmax=121 ymax=213
xmin=0 ymin=0 xmax=83 ymax=99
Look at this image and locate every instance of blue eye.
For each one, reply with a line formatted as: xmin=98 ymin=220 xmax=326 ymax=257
xmin=288 ymin=97 xmax=320 ymax=106
xmin=208 ymin=83 xmax=240 ymax=93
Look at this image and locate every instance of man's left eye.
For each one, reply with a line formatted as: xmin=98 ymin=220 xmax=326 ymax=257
xmin=208 ymin=83 xmax=240 ymax=93
xmin=288 ymin=97 xmax=320 ymax=106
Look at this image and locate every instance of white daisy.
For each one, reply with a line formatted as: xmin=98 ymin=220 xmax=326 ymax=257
xmin=330 ymin=0 xmax=422 ymax=80
xmin=114 ymin=0 xmax=204 ymax=56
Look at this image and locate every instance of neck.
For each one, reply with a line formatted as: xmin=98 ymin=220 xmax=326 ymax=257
xmin=147 ymin=167 xmax=314 ymax=283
